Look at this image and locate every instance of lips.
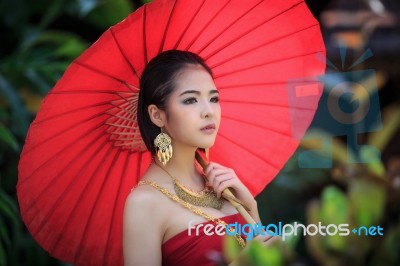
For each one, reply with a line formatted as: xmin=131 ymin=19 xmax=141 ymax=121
xmin=201 ymin=123 xmax=216 ymax=130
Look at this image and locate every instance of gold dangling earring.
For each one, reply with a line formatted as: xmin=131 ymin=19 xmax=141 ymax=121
xmin=154 ymin=128 xmax=173 ymax=165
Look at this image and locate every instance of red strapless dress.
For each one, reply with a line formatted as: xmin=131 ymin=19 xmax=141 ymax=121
xmin=161 ymin=213 xmax=247 ymax=266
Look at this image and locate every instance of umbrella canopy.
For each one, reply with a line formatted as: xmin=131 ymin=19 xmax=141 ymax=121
xmin=17 ymin=0 xmax=326 ymax=265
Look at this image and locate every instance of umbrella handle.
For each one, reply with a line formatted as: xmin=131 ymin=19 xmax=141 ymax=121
xmin=195 ymin=150 xmax=256 ymax=225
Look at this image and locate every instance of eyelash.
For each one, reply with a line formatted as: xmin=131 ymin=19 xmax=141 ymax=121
xmin=183 ymin=96 xmax=219 ymax=104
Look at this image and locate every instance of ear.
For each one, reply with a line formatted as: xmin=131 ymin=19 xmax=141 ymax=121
xmin=148 ymin=104 xmax=166 ymax=128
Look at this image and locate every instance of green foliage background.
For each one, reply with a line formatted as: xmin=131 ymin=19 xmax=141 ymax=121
xmin=0 ymin=0 xmax=140 ymax=265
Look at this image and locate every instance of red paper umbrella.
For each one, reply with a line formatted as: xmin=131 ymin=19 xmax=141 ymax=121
xmin=17 ymin=0 xmax=325 ymax=265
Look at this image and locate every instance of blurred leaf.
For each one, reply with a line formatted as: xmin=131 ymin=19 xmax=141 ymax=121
xmin=283 ymin=221 xmax=302 ymax=249
xmin=0 ymin=241 xmax=6 ymax=266
xmin=24 ymin=68 xmax=52 ymax=94
xmin=19 ymin=89 xmax=44 ymax=114
xmin=381 ymin=225 xmax=400 ymax=264
xmin=0 ymin=75 xmax=29 ymax=136
xmin=0 ymin=217 xmax=10 ymax=247
xmin=223 ymin=234 xmax=241 ymax=263
xmin=300 ymin=129 xmax=357 ymax=165
xmin=86 ymin=0 xmax=134 ymax=28
xmin=306 ymin=200 xmax=328 ymax=263
xmin=37 ymin=0 xmax=68 ymax=30
xmin=320 ymin=186 xmax=349 ymax=252
xmin=369 ymin=104 xmax=400 ymax=152
xmin=246 ymin=241 xmax=283 ymax=266
xmin=54 ymin=37 xmax=88 ymax=58
xmin=0 ymin=108 xmax=8 ymax=121
xmin=359 ymin=145 xmax=386 ymax=177
xmin=0 ymin=191 xmax=19 ymax=227
xmin=76 ymin=0 xmax=101 ymax=17
xmin=349 ymin=179 xmax=386 ymax=227
xmin=0 ymin=123 xmax=19 ymax=151
xmin=32 ymin=30 xmax=88 ymax=58
xmin=321 ymin=186 xmax=349 ymax=225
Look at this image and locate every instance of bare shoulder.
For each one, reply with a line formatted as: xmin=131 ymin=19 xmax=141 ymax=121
xmin=123 ymin=179 xmax=168 ymax=265
xmin=124 ymin=181 xmax=168 ymax=219
xmin=124 ymin=166 xmax=177 ymax=230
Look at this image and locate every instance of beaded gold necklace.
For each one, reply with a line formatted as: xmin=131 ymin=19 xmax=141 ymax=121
xmin=154 ymin=162 xmax=224 ymax=210
xmin=136 ymin=179 xmax=246 ymax=248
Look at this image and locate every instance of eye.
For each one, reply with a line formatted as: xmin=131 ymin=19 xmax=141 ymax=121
xmin=210 ymin=96 xmax=219 ymax=103
xmin=183 ymin=97 xmax=197 ymax=104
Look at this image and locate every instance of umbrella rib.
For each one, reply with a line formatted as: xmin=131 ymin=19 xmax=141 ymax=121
xmin=37 ymin=89 xmax=136 ymax=125
xmin=143 ymin=4 xmax=148 ymax=64
xmin=105 ymin=123 xmax=137 ymax=130
xmin=113 ymin=141 xmax=141 ymax=147
xmin=108 ymin=95 xmax=138 ymax=143
xmin=110 ymin=28 xmax=140 ymax=80
xmin=21 ymin=111 xmax=112 ymax=167
xmin=30 ymin=101 xmax=109 ymax=128
xmin=107 ymin=132 xmax=140 ymax=138
xmin=195 ymin=0 xmax=265 ymax=54
xmin=21 ymin=118 xmax=111 ymax=209
xmin=73 ymin=61 xmax=136 ymax=93
xmin=214 ymin=49 xmax=326 ymax=79
xmin=211 ymin=24 xmax=318 ymax=69
xmin=202 ymin=0 xmax=304 ymax=61
xmin=75 ymin=147 xmax=122 ymax=263
xmin=50 ymin=89 xmax=138 ymax=94
xmin=172 ymin=0 xmax=207 ymax=49
xmin=183 ymin=0 xmax=232 ymax=51
xmin=94 ymin=93 xmax=137 ymax=149
xmin=105 ymin=114 xmax=133 ymax=123
xmin=51 ymin=138 xmax=113 ymax=255
xmin=222 ymin=99 xmax=317 ymax=111
xmin=24 ymin=90 xmax=138 ymax=155
xmin=27 ymin=128 xmax=107 ymax=236
xmin=218 ymin=79 xmax=320 ymax=90
xmin=217 ymin=132 xmax=281 ymax=170
xmin=107 ymin=99 xmax=135 ymax=115
xmin=104 ymin=151 xmax=131 ymax=265
xmin=221 ymin=114 xmax=293 ymax=138
xmin=159 ymin=0 xmax=179 ymax=53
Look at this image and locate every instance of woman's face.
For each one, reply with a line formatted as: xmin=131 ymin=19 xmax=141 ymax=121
xmin=163 ymin=64 xmax=221 ymax=149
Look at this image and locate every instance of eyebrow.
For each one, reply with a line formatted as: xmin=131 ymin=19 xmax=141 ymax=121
xmin=179 ymin=89 xmax=219 ymax=96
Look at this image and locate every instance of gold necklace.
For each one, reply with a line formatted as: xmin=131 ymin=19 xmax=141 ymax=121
xmin=136 ymin=180 xmax=246 ymax=248
xmin=154 ymin=162 xmax=224 ymax=210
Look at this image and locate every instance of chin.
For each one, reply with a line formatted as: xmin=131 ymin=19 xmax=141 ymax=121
xmin=192 ymin=134 xmax=217 ymax=149
xmin=198 ymin=140 xmax=216 ymax=149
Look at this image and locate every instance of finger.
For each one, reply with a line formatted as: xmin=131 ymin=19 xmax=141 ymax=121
xmin=206 ymin=167 xmax=228 ymax=185
xmin=209 ymin=169 xmax=229 ymax=186
xmin=206 ymin=162 xmax=226 ymax=173
xmin=262 ymin=236 xmax=281 ymax=246
xmin=204 ymin=163 xmax=216 ymax=176
xmin=212 ymin=174 xmax=231 ymax=190
xmin=252 ymin=233 xmax=275 ymax=243
xmin=205 ymin=166 xmax=216 ymax=185
xmin=253 ymin=230 xmax=281 ymax=245
xmin=215 ymin=178 xmax=235 ymax=198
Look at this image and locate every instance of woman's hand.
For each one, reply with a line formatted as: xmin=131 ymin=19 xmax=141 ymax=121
xmin=204 ymin=162 xmax=257 ymax=213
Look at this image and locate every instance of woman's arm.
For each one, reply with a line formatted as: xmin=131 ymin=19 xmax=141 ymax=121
xmin=123 ymin=187 xmax=164 ymax=266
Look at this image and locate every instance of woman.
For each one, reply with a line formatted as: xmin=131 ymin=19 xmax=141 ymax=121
xmin=123 ymin=50 xmax=276 ymax=266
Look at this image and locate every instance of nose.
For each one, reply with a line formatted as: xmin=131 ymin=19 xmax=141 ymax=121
xmin=201 ymin=101 xmax=214 ymax=119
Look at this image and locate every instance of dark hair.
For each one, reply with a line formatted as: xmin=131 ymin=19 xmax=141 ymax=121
xmin=137 ymin=50 xmax=213 ymax=154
